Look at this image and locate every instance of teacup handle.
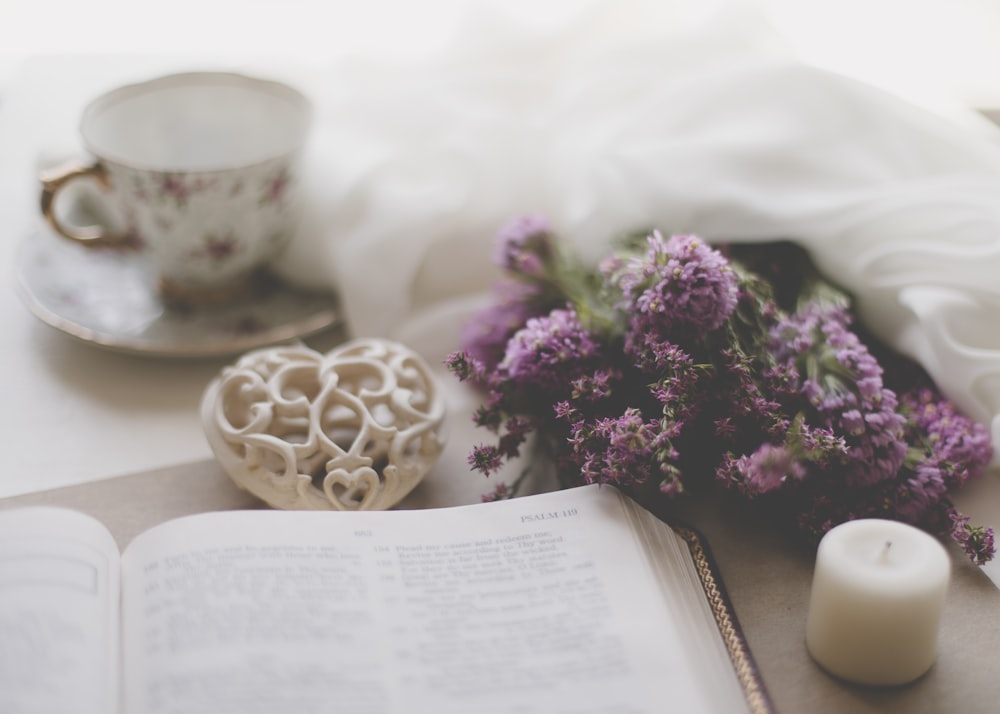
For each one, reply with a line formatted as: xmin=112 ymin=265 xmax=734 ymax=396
xmin=39 ymin=160 xmax=118 ymax=247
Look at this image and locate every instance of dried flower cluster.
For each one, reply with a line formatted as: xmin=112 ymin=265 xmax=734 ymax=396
xmin=447 ymin=216 xmax=996 ymax=565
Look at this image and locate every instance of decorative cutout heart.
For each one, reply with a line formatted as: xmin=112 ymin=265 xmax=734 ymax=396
xmin=201 ymin=338 xmax=446 ymax=510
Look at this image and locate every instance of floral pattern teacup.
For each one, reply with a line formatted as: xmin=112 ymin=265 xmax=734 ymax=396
xmin=40 ymin=71 xmax=311 ymax=305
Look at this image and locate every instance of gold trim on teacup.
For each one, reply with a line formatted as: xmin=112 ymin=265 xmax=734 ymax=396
xmin=40 ymin=160 xmax=114 ymax=245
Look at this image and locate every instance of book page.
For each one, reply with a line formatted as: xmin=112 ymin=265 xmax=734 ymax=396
xmin=0 ymin=507 xmax=120 ymax=714
xmin=622 ymin=501 xmax=753 ymax=712
xmin=121 ymin=484 xmax=741 ymax=714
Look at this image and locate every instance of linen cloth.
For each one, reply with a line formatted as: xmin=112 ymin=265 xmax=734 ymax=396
xmin=273 ymin=5 xmax=1000 ymax=470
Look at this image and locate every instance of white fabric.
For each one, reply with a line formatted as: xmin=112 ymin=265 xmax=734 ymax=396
xmin=273 ymin=6 xmax=1000 ymax=470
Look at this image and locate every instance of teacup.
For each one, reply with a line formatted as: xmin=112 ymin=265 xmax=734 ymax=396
xmin=39 ymin=71 xmax=312 ymax=306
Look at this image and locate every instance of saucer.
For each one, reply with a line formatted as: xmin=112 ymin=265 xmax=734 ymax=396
xmin=16 ymin=228 xmax=343 ymax=358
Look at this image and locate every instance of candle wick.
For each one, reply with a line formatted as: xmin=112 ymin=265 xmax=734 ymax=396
xmin=877 ymin=540 xmax=893 ymax=564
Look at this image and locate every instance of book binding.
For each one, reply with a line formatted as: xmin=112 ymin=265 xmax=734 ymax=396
xmin=676 ymin=526 xmax=775 ymax=714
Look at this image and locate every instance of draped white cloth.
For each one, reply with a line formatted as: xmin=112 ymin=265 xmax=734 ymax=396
xmin=275 ymin=5 xmax=1000 ymax=470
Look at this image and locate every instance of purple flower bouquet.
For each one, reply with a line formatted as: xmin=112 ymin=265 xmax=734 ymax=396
xmin=446 ymin=216 xmax=996 ymax=565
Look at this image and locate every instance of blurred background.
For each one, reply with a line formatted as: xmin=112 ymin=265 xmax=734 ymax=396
xmin=1 ymin=0 xmax=998 ymax=122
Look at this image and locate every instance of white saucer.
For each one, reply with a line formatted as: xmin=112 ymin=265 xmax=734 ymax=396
xmin=16 ymin=228 xmax=342 ymax=358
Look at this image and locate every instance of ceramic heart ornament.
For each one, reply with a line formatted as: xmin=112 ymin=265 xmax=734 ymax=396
xmin=201 ymin=338 xmax=446 ymax=510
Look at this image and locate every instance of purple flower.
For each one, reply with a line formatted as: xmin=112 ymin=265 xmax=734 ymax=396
xmin=770 ymin=299 xmax=907 ymax=488
xmin=720 ymin=443 xmax=807 ymax=498
xmin=497 ymin=416 xmax=534 ymax=459
xmin=493 ymin=214 xmax=554 ymax=278
xmin=902 ymin=388 xmax=993 ymax=486
xmin=499 ymin=306 xmax=600 ymax=393
xmin=472 ymin=401 xmax=504 ymax=432
xmin=564 ymin=407 xmax=682 ymax=495
xmin=570 ymin=368 xmax=621 ymax=402
xmin=481 ymin=481 xmax=515 ymax=502
xmin=454 ymin=219 xmax=996 ymax=565
xmin=890 ymin=462 xmax=949 ymax=522
xmin=790 ymin=384 xmax=992 ymax=564
xmin=624 ymin=328 xmax=693 ymax=375
xmin=444 ymin=351 xmax=485 ymax=384
xmin=642 ymin=342 xmax=705 ymax=427
xmin=884 ymin=386 xmax=993 ymax=527
xmin=461 ymin=279 xmax=546 ymax=371
xmin=469 ymin=444 xmax=504 ymax=476
xmin=607 ymin=232 xmax=738 ymax=336
xmin=553 ymin=400 xmax=577 ymax=421
xmin=950 ymin=512 xmax=996 ymax=566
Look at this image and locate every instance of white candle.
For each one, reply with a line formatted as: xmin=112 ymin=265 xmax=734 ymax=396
xmin=805 ymin=518 xmax=950 ymax=686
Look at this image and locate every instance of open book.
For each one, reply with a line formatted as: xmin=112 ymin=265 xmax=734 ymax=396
xmin=0 ymin=484 xmax=769 ymax=714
